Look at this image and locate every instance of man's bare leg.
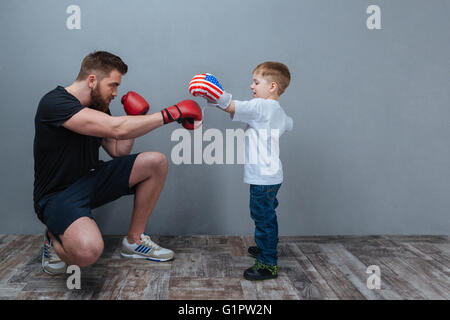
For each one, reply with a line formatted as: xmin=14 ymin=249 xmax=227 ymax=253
xmin=48 ymin=151 xmax=167 ymax=266
xmin=126 ymin=151 xmax=168 ymax=243
xmin=49 ymin=217 xmax=104 ymax=267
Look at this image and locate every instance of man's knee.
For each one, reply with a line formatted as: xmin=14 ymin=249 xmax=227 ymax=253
xmin=70 ymin=238 xmax=104 ymax=267
xmin=130 ymin=152 xmax=168 ymax=187
xmin=60 ymin=217 xmax=104 ymax=267
xmin=141 ymin=151 xmax=168 ymax=174
xmin=153 ymin=152 xmax=168 ymax=172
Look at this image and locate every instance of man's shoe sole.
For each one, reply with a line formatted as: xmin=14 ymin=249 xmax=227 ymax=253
xmin=120 ymin=251 xmax=174 ymax=262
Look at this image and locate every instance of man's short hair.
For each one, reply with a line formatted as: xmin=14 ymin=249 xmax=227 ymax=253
xmin=76 ymin=51 xmax=128 ymax=81
xmin=253 ymin=62 xmax=291 ymax=96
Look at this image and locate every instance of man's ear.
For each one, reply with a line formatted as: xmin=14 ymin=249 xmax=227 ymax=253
xmin=87 ymin=74 xmax=97 ymax=89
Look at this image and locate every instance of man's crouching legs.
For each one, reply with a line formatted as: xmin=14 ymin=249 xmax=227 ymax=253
xmin=50 ymin=217 xmax=104 ymax=267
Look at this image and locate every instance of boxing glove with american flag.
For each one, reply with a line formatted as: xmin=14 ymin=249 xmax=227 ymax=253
xmin=188 ymin=73 xmax=232 ymax=109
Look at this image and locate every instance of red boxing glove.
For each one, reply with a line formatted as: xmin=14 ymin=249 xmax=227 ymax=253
xmin=161 ymin=100 xmax=202 ymax=130
xmin=121 ymin=91 xmax=150 ymax=115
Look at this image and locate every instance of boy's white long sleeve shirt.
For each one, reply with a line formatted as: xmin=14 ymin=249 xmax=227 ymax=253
xmin=231 ymin=98 xmax=293 ymax=185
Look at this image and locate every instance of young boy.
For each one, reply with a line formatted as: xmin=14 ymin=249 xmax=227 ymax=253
xmin=189 ymin=62 xmax=293 ymax=280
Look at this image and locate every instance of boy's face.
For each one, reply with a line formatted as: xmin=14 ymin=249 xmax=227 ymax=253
xmin=250 ymin=72 xmax=277 ymax=99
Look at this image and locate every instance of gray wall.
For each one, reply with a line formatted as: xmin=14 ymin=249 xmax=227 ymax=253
xmin=0 ymin=0 xmax=449 ymax=235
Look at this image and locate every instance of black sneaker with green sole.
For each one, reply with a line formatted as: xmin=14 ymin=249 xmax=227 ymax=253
xmin=244 ymin=260 xmax=278 ymax=281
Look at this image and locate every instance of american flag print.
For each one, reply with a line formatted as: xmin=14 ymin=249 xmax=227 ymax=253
xmin=189 ymin=73 xmax=224 ymax=101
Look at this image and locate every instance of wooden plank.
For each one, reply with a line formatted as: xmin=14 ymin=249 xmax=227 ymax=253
xmin=378 ymin=238 xmax=449 ymax=271
xmin=278 ymin=243 xmax=299 ymax=257
xmin=342 ymin=240 xmax=429 ymax=299
xmin=293 ymin=244 xmax=338 ymax=299
xmin=396 ymin=242 xmax=450 ymax=276
xmin=168 ymin=277 xmax=244 ymax=300
xmin=204 ymin=236 xmax=233 ymax=256
xmin=0 ymin=235 xmax=38 ymax=263
xmin=180 ymin=235 xmax=209 ymax=249
xmin=239 ymin=278 xmax=258 ymax=300
xmin=170 ymin=252 xmax=205 ymax=278
xmin=384 ymin=235 xmax=449 ymax=244
xmin=0 ymin=235 xmax=21 ymax=250
xmin=0 ymin=235 xmax=42 ymax=285
xmin=297 ymin=243 xmax=366 ymax=300
xmin=90 ymin=268 xmax=129 ymax=300
xmin=63 ymin=265 xmax=111 ymax=300
xmin=0 ymin=282 xmax=26 ymax=300
xmin=229 ymin=256 xmax=258 ymax=279
xmin=432 ymin=243 xmax=450 ymax=255
xmin=15 ymin=291 xmax=67 ymax=300
xmin=318 ymin=243 xmax=402 ymax=300
xmin=114 ymin=268 xmax=170 ymax=300
xmin=228 ymin=236 xmax=246 ymax=257
xmin=279 ymin=235 xmax=384 ymax=244
xmin=63 ymin=289 xmax=95 ymax=300
xmin=278 ymin=254 xmax=321 ymax=300
xmin=202 ymin=253 xmax=234 ymax=278
xmin=7 ymin=251 xmax=43 ymax=285
xmin=150 ymin=235 xmax=207 ymax=254
xmin=378 ymin=256 xmax=447 ymax=299
xmin=97 ymin=257 xmax=173 ymax=271
xmin=407 ymin=242 xmax=450 ymax=269
xmin=280 ymin=244 xmax=323 ymax=299
xmin=21 ymin=275 xmax=70 ymax=292
xmin=374 ymin=238 xmax=449 ymax=299
xmin=139 ymin=270 xmax=170 ymax=300
xmin=206 ymin=235 xmax=229 ymax=247
xmin=343 ymin=237 xmax=416 ymax=260
xmin=240 ymin=275 xmax=300 ymax=300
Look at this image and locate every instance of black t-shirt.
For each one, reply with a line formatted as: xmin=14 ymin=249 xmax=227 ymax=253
xmin=33 ymin=86 xmax=105 ymax=212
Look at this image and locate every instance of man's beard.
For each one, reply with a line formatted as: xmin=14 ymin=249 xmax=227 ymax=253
xmin=90 ymin=86 xmax=110 ymax=112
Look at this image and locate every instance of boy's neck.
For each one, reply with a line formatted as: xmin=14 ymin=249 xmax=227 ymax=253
xmin=265 ymin=94 xmax=279 ymax=101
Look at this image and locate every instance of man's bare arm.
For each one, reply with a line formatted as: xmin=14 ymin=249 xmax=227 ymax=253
xmin=101 ymin=137 xmax=134 ymax=158
xmin=101 ymin=138 xmax=118 ymax=157
xmin=116 ymin=139 xmax=134 ymax=156
xmin=63 ymin=107 xmax=164 ymax=140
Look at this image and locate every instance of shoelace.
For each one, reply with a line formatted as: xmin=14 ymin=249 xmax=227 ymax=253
xmin=139 ymin=234 xmax=162 ymax=251
xmin=45 ymin=240 xmax=62 ymax=263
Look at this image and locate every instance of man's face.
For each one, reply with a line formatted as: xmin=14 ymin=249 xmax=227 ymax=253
xmin=90 ymin=69 xmax=122 ymax=112
xmin=250 ymin=72 xmax=274 ymax=99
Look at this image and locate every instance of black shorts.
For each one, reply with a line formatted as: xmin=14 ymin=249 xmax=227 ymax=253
xmin=35 ymin=153 xmax=140 ymax=241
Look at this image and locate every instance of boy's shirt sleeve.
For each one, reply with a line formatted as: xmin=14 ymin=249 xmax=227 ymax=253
xmin=231 ymin=99 xmax=268 ymax=123
xmin=285 ymin=116 xmax=294 ymax=132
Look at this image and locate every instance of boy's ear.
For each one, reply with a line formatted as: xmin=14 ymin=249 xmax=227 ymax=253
xmin=270 ymin=81 xmax=278 ymax=93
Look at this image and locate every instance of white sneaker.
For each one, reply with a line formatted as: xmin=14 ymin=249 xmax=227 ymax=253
xmin=42 ymin=231 xmax=67 ymax=275
xmin=120 ymin=233 xmax=174 ymax=262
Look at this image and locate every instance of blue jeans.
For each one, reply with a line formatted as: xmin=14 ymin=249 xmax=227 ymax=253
xmin=249 ymin=184 xmax=281 ymax=267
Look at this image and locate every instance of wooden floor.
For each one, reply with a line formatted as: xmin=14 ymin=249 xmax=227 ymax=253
xmin=0 ymin=234 xmax=448 ymax=300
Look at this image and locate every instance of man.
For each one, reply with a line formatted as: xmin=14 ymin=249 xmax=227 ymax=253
xmin=34 ymin=51 xmax=202 ymax=274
